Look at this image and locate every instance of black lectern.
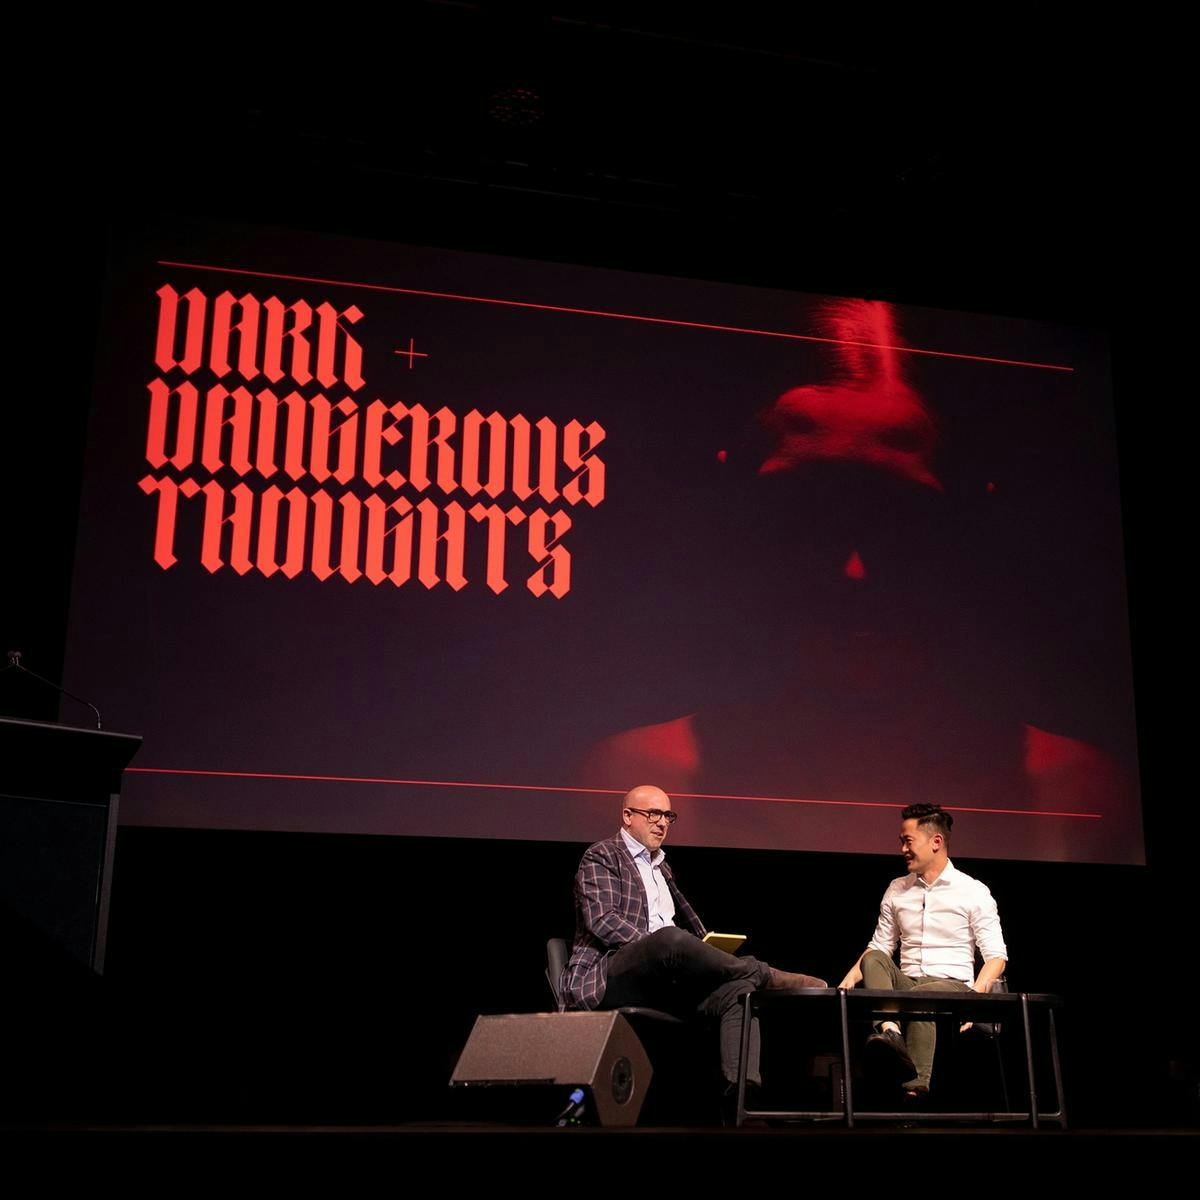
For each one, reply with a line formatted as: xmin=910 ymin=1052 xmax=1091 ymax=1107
xmin=0 ymin=717 xmax=142 ymax=974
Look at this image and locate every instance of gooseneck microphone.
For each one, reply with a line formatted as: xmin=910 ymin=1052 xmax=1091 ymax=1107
xmin=3 ymin=649 xmax=103 ymax=730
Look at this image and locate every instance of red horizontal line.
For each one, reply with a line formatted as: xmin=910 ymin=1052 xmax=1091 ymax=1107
xmin=125 ymin=766 xmax=1101 ymax=820
xmin=127 ymin=766 xmax=621 ymax=796
xmin=156 ymin=259 xmax=1074 ymax=373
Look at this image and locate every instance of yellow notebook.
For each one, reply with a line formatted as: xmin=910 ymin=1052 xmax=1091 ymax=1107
xmin=702 ymin=931 xmax=747 ymax=954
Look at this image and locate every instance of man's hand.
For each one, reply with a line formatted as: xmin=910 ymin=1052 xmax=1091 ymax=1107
xmin=960 ymin=983 xmax=984 ymax=1032
xmin=838 ymin=964 xmax=864 ymax=990
xmin=962 ymin=958 xmax=1006 ymax=1030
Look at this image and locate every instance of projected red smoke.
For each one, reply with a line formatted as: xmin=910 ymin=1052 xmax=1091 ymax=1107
xmin=61 ymin=223 xmax=1142 ymax=864
xmin=759 ymin=299 xmax=941 ymax=489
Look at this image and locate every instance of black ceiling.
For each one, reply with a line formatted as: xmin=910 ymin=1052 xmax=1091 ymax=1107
xmin=22 ymin=2 xmax=1162 ymax=323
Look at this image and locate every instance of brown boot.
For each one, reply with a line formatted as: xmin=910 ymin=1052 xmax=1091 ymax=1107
xmin=766 ymin=967 xmax=828 ymax=990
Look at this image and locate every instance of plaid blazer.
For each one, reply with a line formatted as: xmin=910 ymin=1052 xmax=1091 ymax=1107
xmin=560 ymin=832 xmax=706 ymax=1010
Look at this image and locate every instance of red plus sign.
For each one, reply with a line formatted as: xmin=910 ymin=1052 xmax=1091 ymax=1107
xmin=394 ymin=337 xmax=429 ymax=369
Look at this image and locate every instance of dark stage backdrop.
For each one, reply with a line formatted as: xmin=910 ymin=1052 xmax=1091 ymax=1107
xmin=63 ymin=220 xmax=1140 ymax=864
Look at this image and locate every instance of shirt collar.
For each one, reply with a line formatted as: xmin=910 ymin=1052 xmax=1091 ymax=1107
xmin=916 ymin=858 xmax=958 ymax=889
xmin=620 ymin=827 xmax=665 ymax=868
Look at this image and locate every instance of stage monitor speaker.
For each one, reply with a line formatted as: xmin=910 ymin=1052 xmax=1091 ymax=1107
xmin=450 ymin=1012 xmax=653 ymax=1127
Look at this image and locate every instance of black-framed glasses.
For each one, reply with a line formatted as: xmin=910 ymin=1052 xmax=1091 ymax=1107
xmin=626 ymin=807 xmax=678 ymax=825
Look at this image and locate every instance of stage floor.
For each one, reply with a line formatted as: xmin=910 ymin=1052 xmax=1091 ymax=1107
xmin=6 ymin=1121 xmax=1196 ymax=1177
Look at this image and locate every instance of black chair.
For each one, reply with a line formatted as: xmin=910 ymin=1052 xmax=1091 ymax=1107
xmin=545 ymin=937 xmax=683 ymax=1025
xmin=928 ymin=976 xmax=1011 ymax=1114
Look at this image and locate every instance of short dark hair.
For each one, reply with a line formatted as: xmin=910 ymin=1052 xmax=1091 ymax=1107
xmin=901 ymin=803 xmax=952 ymax=844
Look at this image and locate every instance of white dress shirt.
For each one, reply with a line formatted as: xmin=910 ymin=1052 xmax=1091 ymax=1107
xmin=620 ymin=828 xmax=677 ymax=931
xmin=867 ymin=859 xmax=1007 ymax=983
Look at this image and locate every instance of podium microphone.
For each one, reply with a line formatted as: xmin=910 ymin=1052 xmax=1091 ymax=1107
xmin=3 ymin=650 xmax=103 ymax=730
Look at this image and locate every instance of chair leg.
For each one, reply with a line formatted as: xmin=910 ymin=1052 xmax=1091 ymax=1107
xmin=838 ymin=987 xmax=855 ymax=1128
xmin=734 ymin=993 xmax=752 ymax=1127
xmin=994 ymin=1029 xmax=1012 ymax=1113
xmin=1049 ymin=1006 xmax=1068 ymax=1128
xmin=1021 ymin=993 xmax=1039 ymax=1129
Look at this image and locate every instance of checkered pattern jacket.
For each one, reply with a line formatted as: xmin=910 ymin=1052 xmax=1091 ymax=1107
xmin=560 ymin=832 xmax=706 ymax=1010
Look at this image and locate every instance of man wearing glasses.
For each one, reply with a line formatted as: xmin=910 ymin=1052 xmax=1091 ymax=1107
xmin=561 ymin=784 xmax=825 ymax=1095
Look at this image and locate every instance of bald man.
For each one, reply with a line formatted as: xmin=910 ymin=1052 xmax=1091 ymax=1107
xmin=561 ymin=785 xmax=826 ymax=1095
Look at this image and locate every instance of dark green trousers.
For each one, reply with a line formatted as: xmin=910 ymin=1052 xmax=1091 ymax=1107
xmin=861 ymin=949 xmax=970 ymax=1090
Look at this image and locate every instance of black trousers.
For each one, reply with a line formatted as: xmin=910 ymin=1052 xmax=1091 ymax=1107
xmin=599 ymin=927 xmax=768 ymax=1085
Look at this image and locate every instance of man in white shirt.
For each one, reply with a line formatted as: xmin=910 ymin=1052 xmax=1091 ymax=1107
xmin=838 ymin=803 xmax=1008 ymax=1096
